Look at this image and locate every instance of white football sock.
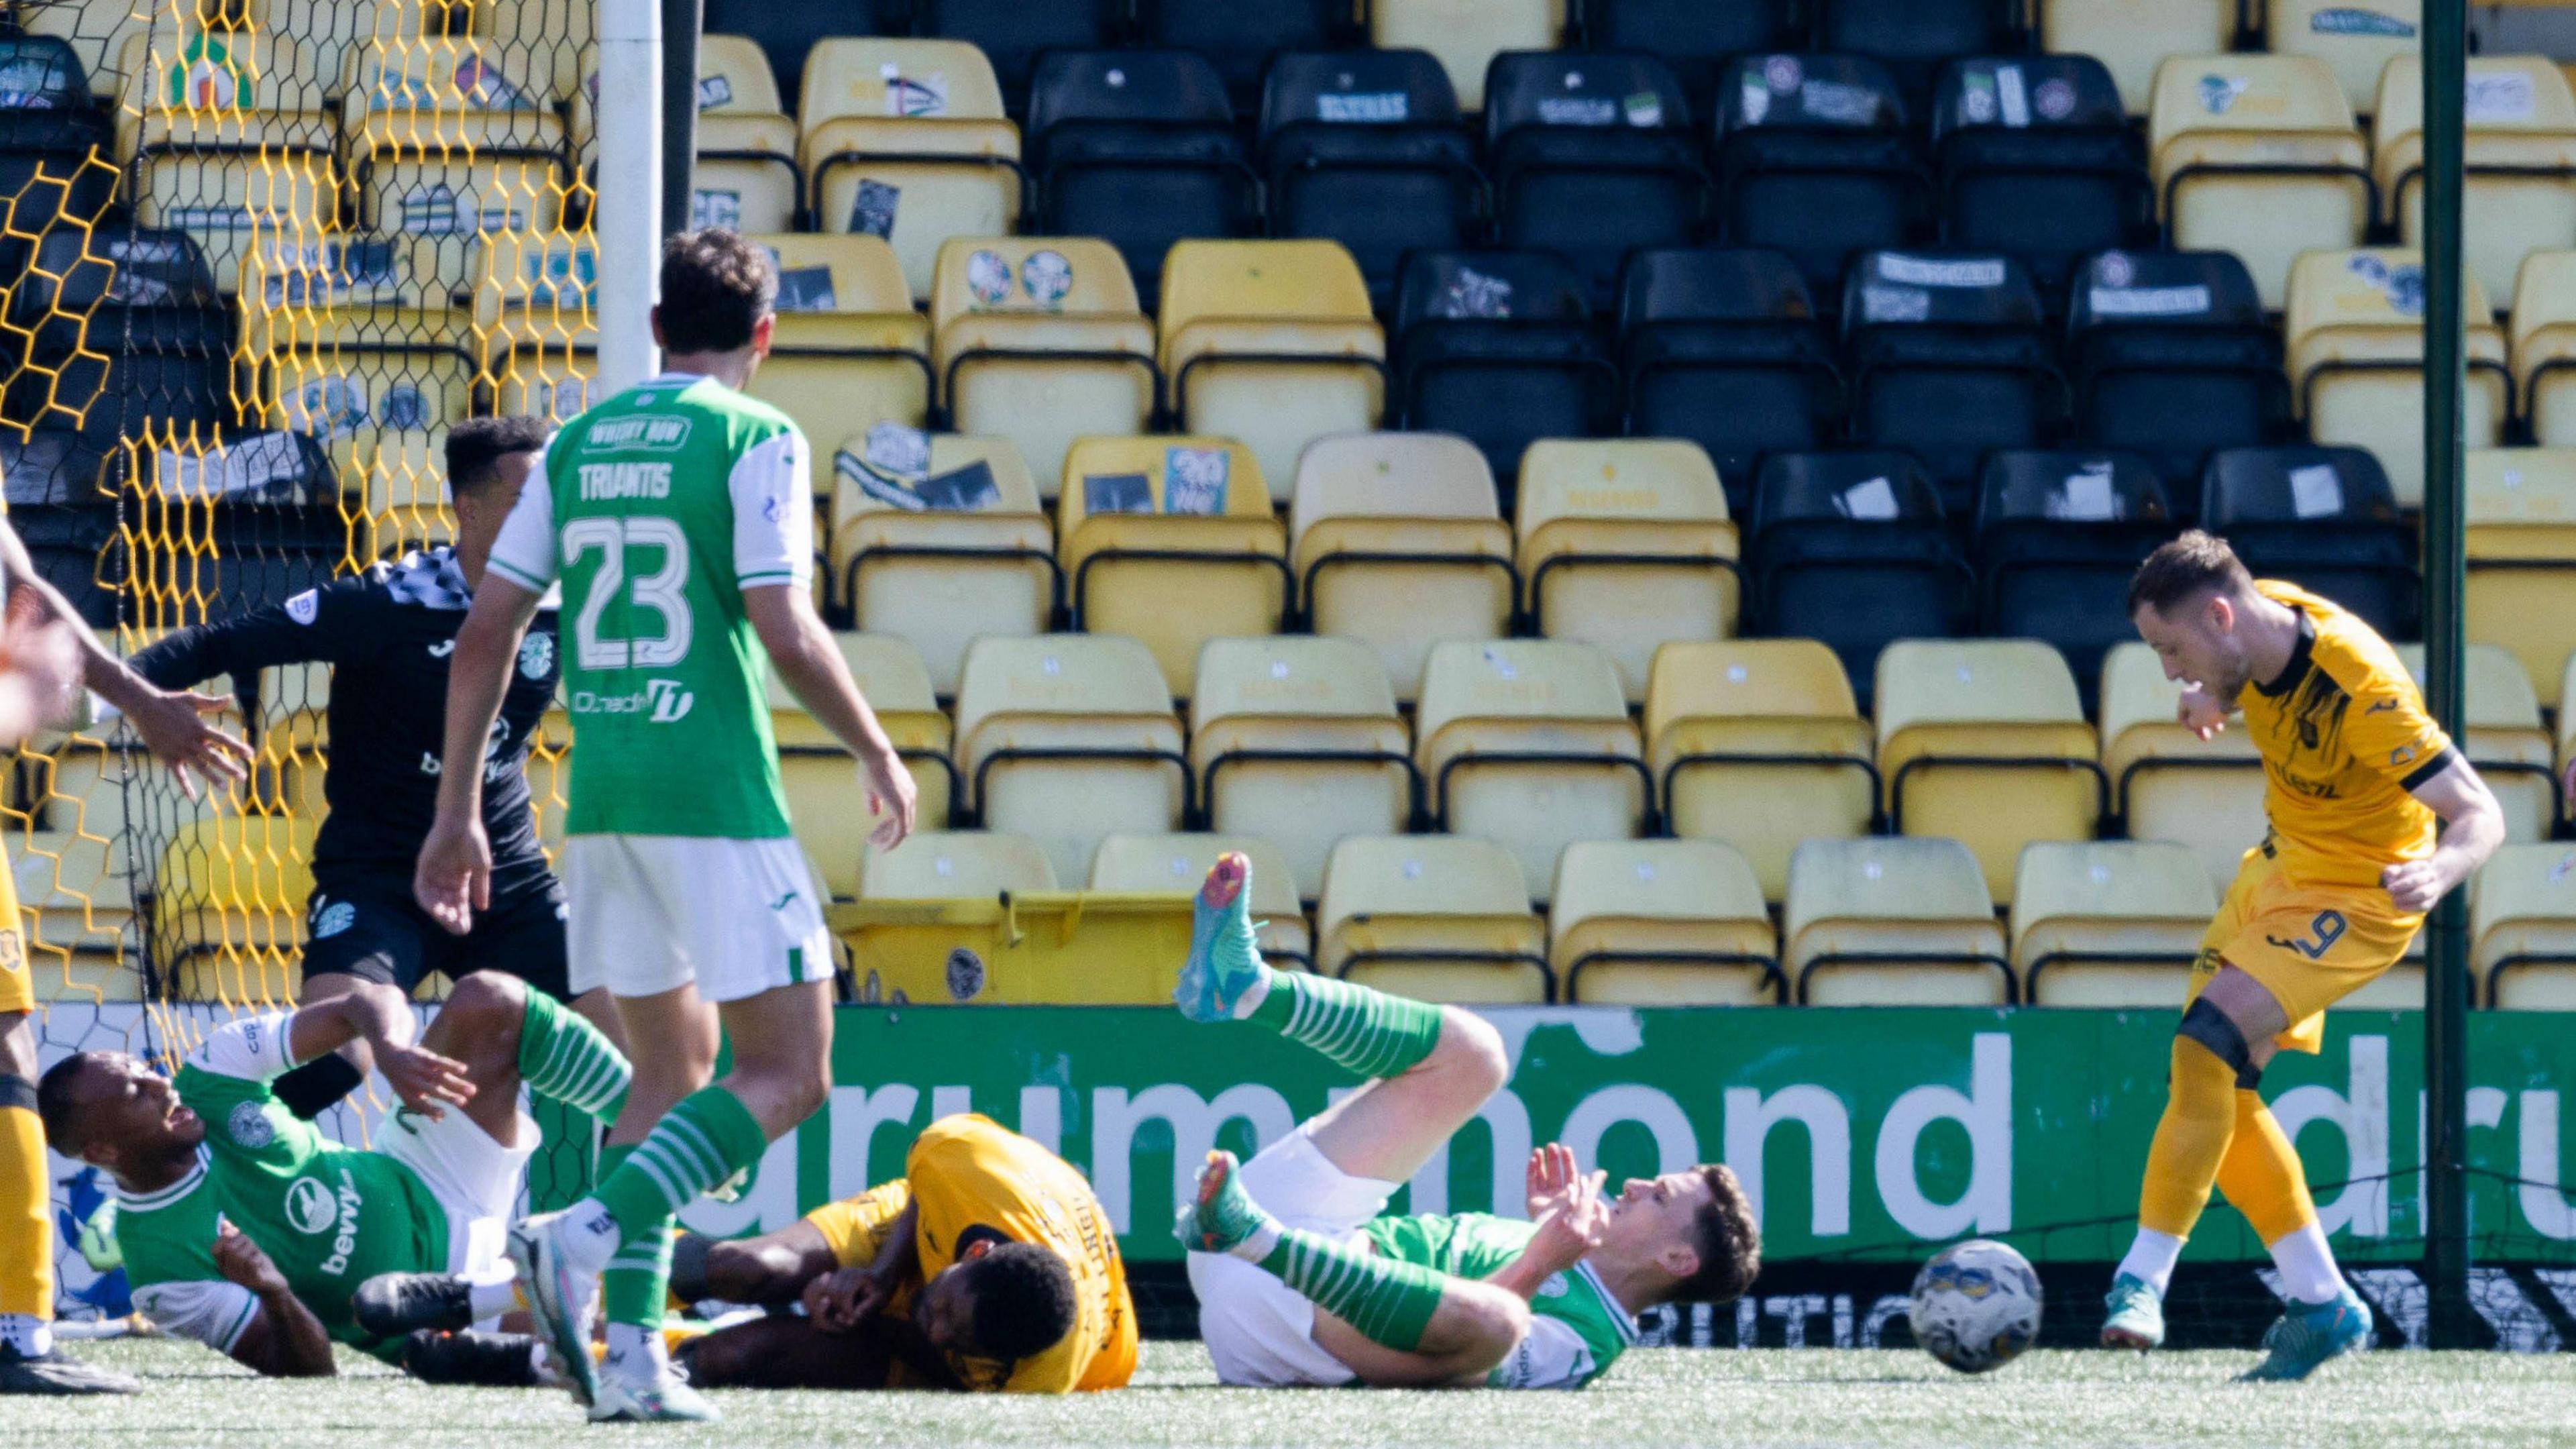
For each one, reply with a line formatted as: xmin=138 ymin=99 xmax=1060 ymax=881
xmin=1229 ymin=965 xmax=1272 ymax=1020
xmin=0 ymin=1312 xmax=50 ymax=1356
xmin=2116 ymin=1228 xmax=2185 ymax=1297
xmin=2267 ymin=1220 xmax=2347 ymax=1305
xmin=602 ymin=1322 xmax=666 ymax=1385
xmin=555 ymin=1199 xmax=620 ymax=1276
xmin=465 ymin=1266 xmax=519 ymax=1322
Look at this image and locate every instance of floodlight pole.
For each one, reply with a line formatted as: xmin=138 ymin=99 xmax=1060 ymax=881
xmin=2419 ymin=0 xmax=2475 ymax=1352
xmin=596 ymin=0 xmax=664 ymax=395
xmin=661 ymin=0 xmax=702 ymax=237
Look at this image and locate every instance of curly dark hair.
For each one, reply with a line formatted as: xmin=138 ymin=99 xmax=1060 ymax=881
xmin=657 ymin=227 xmax=776 ymax=355
xmin=958 ymin=1242 xmax=1079 ymax=1362
xmin=1672 ymin=1163 xmax=1762 ymax=1305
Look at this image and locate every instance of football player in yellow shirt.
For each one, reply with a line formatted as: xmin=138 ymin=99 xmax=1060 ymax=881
xmin=2103 ymin=532 xmax=2506 ymax=1381
xmin=674 ymin=1113 xmax=1134 ymax=1393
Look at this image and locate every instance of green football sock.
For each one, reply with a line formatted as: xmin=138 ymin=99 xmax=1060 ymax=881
xmin=589 ymin=1085 xmax=768 ymax=1241
xmin=595 ymin=1145 xmax=673 ymax=1331
xmin=514 ymin=988 xmax=631 ymax=1124
xmin=1248 ymin=972 xmax=1446 ymax=1081
xmin=1254 ymin=1224 xmax=1446 ymax=1352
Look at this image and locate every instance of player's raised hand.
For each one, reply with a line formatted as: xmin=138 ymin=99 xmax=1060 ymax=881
xmin=2176 ymin=687 xmax=2229 ymax=741
xmin=863 ymin=749 xmax=918 ymax=852
xmin=802 ymin=1265 xmax=893 ymax=1334
xmin=376 ymin=1040 xmax=474 ymax=1119
xmin=124 ymin=682 xmax=253 ymax=801
xmin=1525 ymin=1143 xmax=1584 ymax=1222
xmin=413 ymin=812 xmax=492 ymax=935
xmin=1525 ymin=1165 xmax=1611 ymax=1275
xmin=213 ymin=1222 xmax=290 ymax=1296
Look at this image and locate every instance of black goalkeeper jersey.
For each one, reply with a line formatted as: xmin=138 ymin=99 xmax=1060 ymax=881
xmin=131 ymin=549 xmax=561 ymax=875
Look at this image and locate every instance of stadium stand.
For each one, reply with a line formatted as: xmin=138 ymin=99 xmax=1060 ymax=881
xmin=931 ymin=234 xmax=1157 ymax=493
xmin=2099 ymin=640 xmax=2265 ymax=894
xmin=2475 ymin=843 xmax=2576 ymax=1009
xmin=658 ymin=34 xmax=798 ymax=235
xmin=953 ymin=633 xmax=1189 ymax=885
xmin=1515 ymin=437 xmax=1740 ymax=704
xmin=115 ymin=24 xmax=337 ymax=297
xmin=1549 ymin=838 xmax=1780 ymax=1006
xmin=1190 ymin=635 xmax=1414 ymax=904
xmin=830 ymin=430 xmax=1055 ymax=696
xmin=2010 ymin=839 xmax=2216 ymax=1006
xmin=1392 ymin=248 xmax=1616 ymax=488
xmin=1256 ymin=49 xmax=1480 ymax=313
xmin=1140 ymin=0 xmax=1352 ymax=108
xmin=2200 ymin=443 xmax=2420 ymax=640
xmin=2269 ymin=0 xmax=2419 ymax=115
xmin=740 ymin=233 xmax=932 ymax=499
xmin=798 ymin=37 xmax=1024 ymax=303
xmin=1615 ymin=248 xmax=1839 ymax=506
xmin=771 ymin=633 xmax=955 ymax=898
xmin=2512 ymin=250 xmax=2576 ymax=447
xmin=1370 ymin=0 xmax=1558 ymax=113
xmin=2038 ymin=0 xmax=2228 ymax=115
xmin=1578 ymin=0 xmax=1796 ymax=117
xmin=916 ymin=0 xmax=1122 ymax=117
xmin=1748 ymin=449 xmax=1973 ymax=708
xmin=1058 ymin=433 xmax=1288 ymax=697
xmin=2063 ymin=248 xmax=2286 ymax=496
xmin=1875 ymin=639 xmax=2104 ymax=902
xmin=2375 ymin=55 xmax=2576 ymax=313
xmin=1931 ymin=55 xmax=2152 ymax=302
xmin=2286 ymin=247 xmax=2506 ymax=511
xmin=1317 ymin=833 xmax=1551 ymax=1004
xmin=2463 ymin=447 xmax=2576 ymax=711
xmin=1090 ymin=831 xmax=1313 ymax=970
xmin=1974 ymin=449 xmax=2174 ymax=707
xmin=1711 ymin=53 xmax=1927 ymax=307
xmin=1024 ymin=48 xmax=1253 ymax=301
xmin=2394 ymin=644 xmax=2560 ymax=844
xmin=7 ymin=227 xmax=235 ymax=454
xmin=1782 ymin=835 xmax=2013 ymax=1004
xmin=1815 ymin=0 xmax=2019 ymax=115
xmin=153 ymin=813 xmax=317 ymax=1003
xmin=1840 ymin=249 xmax=2061 ymax=513
xmin=2148 ymin=53 xmax=2370 ymax=311
xmin=1157 ymin=239 xmax=1385 ymax=489
xmin=1481 ymin=48 xmax=1703 ymax=311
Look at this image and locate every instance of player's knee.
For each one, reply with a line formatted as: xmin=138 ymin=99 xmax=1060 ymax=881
xmin=1436 ymin=1008 xmax=1509 ymax=1095
xmin=2176 ymin=997 xmax=2261 ymax=1091
xmin=1452 ymin=1284 xmax=1531 ymax=1363
xmin=439 ymin=973 xmax=526 ymax=1052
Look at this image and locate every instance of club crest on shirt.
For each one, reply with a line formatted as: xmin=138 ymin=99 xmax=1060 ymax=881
xmin=227 ymin=1101 xmax=274 ymax=1150
xmin=518 ymin=631 xmax=555 ymax=681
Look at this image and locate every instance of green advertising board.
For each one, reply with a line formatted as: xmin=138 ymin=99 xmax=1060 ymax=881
xmin=669 ymin=1006 xmax=2576 ymax=1267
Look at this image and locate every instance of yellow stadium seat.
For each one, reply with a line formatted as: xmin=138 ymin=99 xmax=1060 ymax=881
xmin=2041 ymin=0 xmax=2230 ymax=115
xmin=1158 ymin=241 xmax=1387 ymax=488
xmin=256 ymin=657 xmax=329 ymax=754
xmin=470 ymin=229 xmax=598 ymax=424
xmin=1191 ymin=635 xmax=1414 ymax=904
xmin=953 ymin=634 xmax=1188 ymax=884
xmin=800 ymin=38 xmax=1024 ymax=303
xmin=2394 ymin=643 xmax=2558 ymax=842
xmin=1061 ymin=434 xmax=1288 ymax=698
xmin=2474 ymin=843 xmax=2576 ymax=1008
xmin=341 ymin=36 xmax=569 ymax=240
xmin=737 ymin=233 xmax=936 ymax=498
xmin=2011 ymin=840 xmax=2216 ymax=1006
xmin=1645 ymin=637 xmax=1875 ymax=902
xmin=154 ymin=812 xmax=316 ymax=1003
xmin=2376 ymin=56 xmax=2576 ymax=309
xmin=2510 ymin=252 xmax=2576 ymax=447
xmin=11 ymin=828 xmax=138 ymax=999
xmin=1552 ymin=839 xmax=1779 ymax=1006
xmin=1784 ymin=836 xmax=2014 ymax=1006
xmin=1088 ymin=833 xmax=1313 ymax=971
xmin=31 ymin=0 xmax=211 ymax=101
xmin=930 ymin=236 xmax=1158 ymax=495
xmin=1318 ymin=835 xmax=1550 ymax=1004
xmin=260 ymin=308 xmax=478 ymax=487
xmin=1291 ymin=431 xmax=1516 ymax=702
xmin=2272 ymin=0 xmax=2418 ymax=115
xmin=661 ymin=35 xmax=800 ymax=234
xmin=2464 ymin=448 xmax=2576 ymax=710
xmin=1416 ymin=639 xmax=1646 ymax=903
xmin=2149 ymin=54 xmax=2371 ymax=309
xmin=2101 ymin=641 xmax=2265 ymax=894
xmin=1878 ymin=639 xmax=2104 ymax=904
xmin=2286 ymin=248 xmax=2508 ymax=508
xmin=344 ymin=427 xmax=455 ymax=553
xmin=469 ymin=0 xmax=593 ymax=103
xmin=1371 ymin=0 xmax=1558 ymax=111
xmin=770 ymin=633 xmax=955 ymax=898
xmin=114 ymin=27 xmax=337 ymax=294
xmin=2563 ymin=655 xmax=2576 ymax=826
xmin=1516 ymin=438 xmax=1739 ymax=703
xmin=830 ymin=428 xmax=1054 ymax=695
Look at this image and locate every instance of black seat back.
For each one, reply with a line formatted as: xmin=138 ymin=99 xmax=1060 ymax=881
xmin=2201 ymin=445 xmax=2418 ymax=637
xmin=1931 ymin=56 xmax=2148 ymax=299
xmin=1618 ymin=248 xmax=1835 ymax=506
xmin=1142 ymin=0 xmax=1350 ymax=105
xmin=1712 ymin=54 xmax=1925 ymax=305
xmin=1752 ymin=449 xmax=1970 ymax=704
xmin=1484 ymin=50 xmax=1703 ymax=311
xmin=1028 ymin=50 xmax=1250 ymax=298
xmin=2067 ymin=250 xmax=2284 ymax=500
xmin=1841 ymin=249 xmax=2058 ymax=513
xmin=1974 ymin=448 xmax=2171 ymax=704
xmin=1261 ymin=50 xmax=1477 ymax=311
xmin=7 ymin=228 xmax=236 ymax=448
xmin=1585 ymin=0 xmax=1797 ymax=115
xmin=917 ymin=0 xmax=1124 ymax=114
xmin=1815 ymin=0 xmax=2018 ymax=113
xmin=1395 ymin=250 xmax=1612 ymax=489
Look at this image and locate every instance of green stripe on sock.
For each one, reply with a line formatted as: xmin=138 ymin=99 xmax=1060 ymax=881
xmin=1258 ymin=1226 xmax=1444 ymax=1352
xmin=590 ymin=1085 xmax=770 ymax=1240
xmin=1249 ymin=973 xmax=1446 ymax=1081
xmin=595 ymin=1146 xmax=672 ymax=1331
xmin=514 ymin=988 xmax=632 ymax=1124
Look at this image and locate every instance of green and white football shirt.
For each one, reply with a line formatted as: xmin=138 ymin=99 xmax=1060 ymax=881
xmin=486 ymin=372 xmax=812 ymax=839
xmin=1358 ymin=1213 xmax=1642 ymax=1389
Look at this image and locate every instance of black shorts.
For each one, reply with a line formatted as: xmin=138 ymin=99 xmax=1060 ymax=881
xmin=302 ymin=861 xmax=571 ymax=1002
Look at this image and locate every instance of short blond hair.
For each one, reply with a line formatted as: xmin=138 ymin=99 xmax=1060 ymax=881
xmin=2127 ymin=530 xmax=2251 ymax=617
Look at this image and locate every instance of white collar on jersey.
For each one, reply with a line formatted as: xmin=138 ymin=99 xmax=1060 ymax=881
xmin=113 ymin=1146 xmax=209 ymax=1210
xmin=1573 ymin=1260 xmax=1642 ymax=1344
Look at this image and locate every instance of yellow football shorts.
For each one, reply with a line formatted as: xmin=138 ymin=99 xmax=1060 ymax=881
xmin=0 ymin=855 xmax=29 ymax=1016
xmin=2189 ymin=846 xmax=2420 ymax=1055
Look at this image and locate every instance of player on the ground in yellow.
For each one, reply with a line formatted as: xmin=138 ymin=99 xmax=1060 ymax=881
xmin=2103 ymin=532 xmax=2506 ymax=1381
xmin=667 ymin=1112 xmax=1132 ymax=1393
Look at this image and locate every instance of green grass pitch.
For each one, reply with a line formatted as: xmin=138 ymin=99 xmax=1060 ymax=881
xmin=18 ymin=1338 xmax=2576 ymax=1447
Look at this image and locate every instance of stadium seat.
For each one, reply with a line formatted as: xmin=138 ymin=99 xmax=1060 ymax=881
xmin=798 ymin=38 xmax=1024 ymax=303
xmin=2147 ymin=54 xmax=2370 ymax=310
xmin=1482 ymin=50 xmax=1705 ymax=311
xmin=1932 ymin=56 xmax=2153 ymax=302
xmin=1711 ymin=54 xmax=1929 ymax=305
xmin=930 ymin=235 xmax=1158 ymax=493
xmin=1158 ymin=239 xmax=1386 ymax=488
xmin=341 ymin=36 xmax=569 ymax=241
xmin=1258 ymin=50 xmax=1482 ymax=313
xmin=1816 ymin=0 xmax=2017 ymax=115
xmin=2474 ymin=843 xmax=2576 ymax=1008
xmin=1974 ymin=449 xmax=2174 ymax=704
xmin=1580 ymin=0 xmax=1796 ymax=117
xmin=1840 ymin=250 xmax=2062 ymax=513
xmin=5 ymin=228 xmax=237 ymax=453
xmin=830 ymin=429 xmax=1055 ymax=695
xmin=1782 ymin=835 xmax=2013 ymax=1004
xmin=1141 ymin=0 xmax=1351 ymax=107
xmin=2512 ymin=251 xmax=2576 ymax=448
xmin=258 ymin=297 xmax=479 ymax=500
xmin=771 ymin=633 xmax=956 ymax=896
xmin=2271 ymin=0 xmax=2418 ymax=115
xmin=1552 ymin=839 xmax=1780 ymax=1005
xmin=2010 ymin=840 xmax=2216 ymax=1006
xmin=849 ymin=829 xmax=1059 ymax=999
xmin=2463 ymin=447 xmax=2576 ymax=710
xmin=154 ymin=813 xmax=317 ymax=1002
xmin=23 ymin=0 xmax=184 ymax=101
xmin=1646 ymin=638 xmax=1876 ymax=902
xmin=1025 ymin=50 xmax=1254 ymax=301
xmin=2100 ymin=640 xmax=2264 ymax=893
xmin=113 ymin=26 xmax=336 ymax=295
xmin=1317 ymin=835 xmax=1551 ymax=1004
xmin=1877 ymin=639 xmax=2104 ymax=902
xmin=2394 ymin=644 xmax=2559 ymax=844
xmin=0 ymin=36 xmax=116 ymax=289
xmin=667 ymin=34 xmax=800 ymax=235
xmin=1291 ymin=431 xmax=1517 ymax=702
xmin=741 ymin=233 xmax=935 ymax=499
xmin=1391 ymin=250 xmax=1618 ymax=488
xmin=953 ymin=634 xmax=1189 ymax=885
xmin=1370 ymin=0 xmax=1558 ymax=112
xmin=472 ymin=0 xmax=594 ymax=103
xmin=467 ymin=229 xmax=598 ymax=426
xmin=1059 ymin=433 xmax=1288 ymax=697
xmin=2286 ymin=248 xmax=2506 ymax=511
xmin=914 ymin=0 xmax=1122 ymax=115
xmin=2065 ymin=249 xmax=2287 ymax=493
xmin=1748 ymin=451 xmax=1973 ymax=710
xmin=2039 ymin=0 xmax=2227 ymax=115
xmin=12 ymin=826 xmax=137 ymax=998
xmin=1617 ymin=248 xmax=1839 ymax=504
xmin=704 ymin=0 xmax=908 ymax=113
xmin=2375 ymin=56 xmax=2576 ymax=311
xmin=2200 ymin=445 xmax=2419 ymax=640
xmin=1191 ymin=635 xmax=1415 ymax=903
xmin=1089 ymin=833 xmax=1313 ymax=970
xmin=1516 ymin=438 xmax=1740 ymax=702
xmin=1416 ymin=639 xmax=1648 ymax=903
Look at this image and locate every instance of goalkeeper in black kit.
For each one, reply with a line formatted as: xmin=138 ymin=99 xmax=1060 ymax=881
xmin=131 ymin=417 xmax=621 ymax=1118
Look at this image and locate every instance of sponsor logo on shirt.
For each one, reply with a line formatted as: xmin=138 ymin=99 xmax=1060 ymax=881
xmin=586 ymin=416 xmax=692 ymax=452
xmin=427 ymin=639 xmax=456 ymax=657
xmin=570 ymin=678 xmax=694 ymax=723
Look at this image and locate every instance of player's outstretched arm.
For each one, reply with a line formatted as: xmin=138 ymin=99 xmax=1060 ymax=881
xmin=283 ymin=979 xmax=473 ymax=1118
xmin=0 ymin=604 xmax=79 ymax=747
xmin=213 ymin=1224 xmax=336 ymax=1377
xmin=2385 ymin=755 xmax=2508 ymax=914
xmin=416 ymin=575 xmax=542 ymax=933
xmin=744 ymin=583 xmax=916 ymax=849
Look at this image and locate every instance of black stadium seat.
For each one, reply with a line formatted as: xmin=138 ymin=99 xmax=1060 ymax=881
xmin=1142 ymin=0 xmax=1354 ymax=108
xmin=1932 ymin=55 xmax=2151 ymax=302
xmin=916 ymin=0 xmax=1124 ymax=116
xmin=1483 ymin=50 xmax=1705 ymax=312
xmin=1750 ymin=449 xmax=1972 ymax=707
xmin=1974 ymin=449 xmax=2174 ymax=707
xmin=0 ymin=37 xmax=114 ymax=292
xmin=1841 ymin=250 xmax=2062 ymax=515
xmin=1394 ymin=248 xmax=1618 ymax=492
xmin=1814 ymin=0 xmax=2021 ymax=115
xmin=4 ymin=229 xmax=237 ymax=452
xmin=703 ymin=0 xmax=905 ymax=113
xmin=1580 ymin=0 xmax=1798 ymax=117
xmin=1712 ymin=54 xmax=1928 ymax=306
xmin=1027 ymin=50 xmax=1256 ymax=299
xmin=1260 ymin=50 xmax=1481 ymax=312
xmin=1617 ymin=247 xmax=1838 ymax=508
xmin=2201 ymin=445 xmax=2420 ymax=640
xmin=2067 ymin=250 xmax=2289 ymax=506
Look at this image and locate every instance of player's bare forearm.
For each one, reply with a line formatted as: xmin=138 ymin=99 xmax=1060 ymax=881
xmin=286 ymin=979 xmax=416 ymax=1063
xmin=866 ymin=1197 xmax=921 ymax=1283
xmin=433 ymin=581 xmax=541 ymax=820
xmin=230 ymin=1290 xmax=337 ymax=1377
xmin=2387 ymin=756 xmax=2509 ymax=912
xmin=744 ymin=584 xmax=898 ymax=767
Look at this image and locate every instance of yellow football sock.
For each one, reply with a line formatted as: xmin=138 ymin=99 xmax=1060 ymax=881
xmin=2216 ymin=1089 xmax=2317 ymax=1244
xmin=2138 ymin=1035 xmax=2240 ymax=1238
xmin=0 ymin=1096 xmax=52 ymax=1323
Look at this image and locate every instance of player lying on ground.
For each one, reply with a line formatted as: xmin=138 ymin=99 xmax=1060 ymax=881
xmin=36 ymin=972 xmax=631 ymax=1377
xmin=131 ymin=417 xmax=621 ymax=1122
xmin=1174 ymin=854 xmax=1761 ymax=1389
xmin=2104 ymin=533 xmax=2506 ymax=1381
